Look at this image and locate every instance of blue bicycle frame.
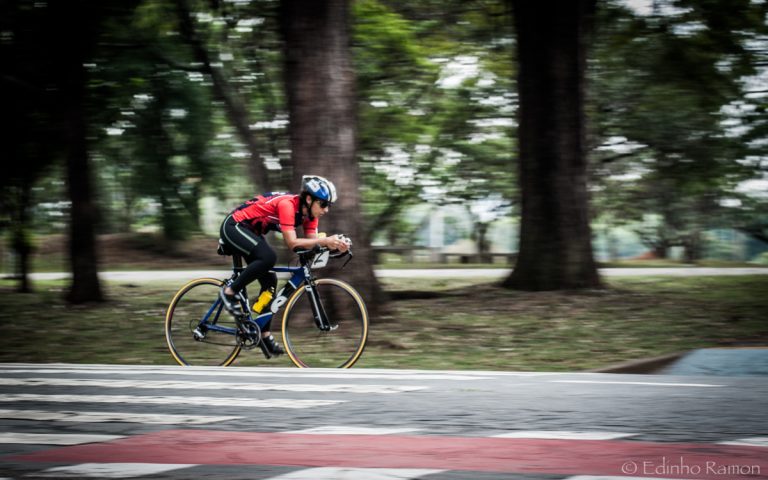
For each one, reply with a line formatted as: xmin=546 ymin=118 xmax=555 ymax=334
xmin=196 ymin=265 xmax=307 ymax=338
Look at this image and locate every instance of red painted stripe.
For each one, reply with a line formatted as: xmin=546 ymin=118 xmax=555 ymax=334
xmin=9 ymin=430 xmax=768 ymax=479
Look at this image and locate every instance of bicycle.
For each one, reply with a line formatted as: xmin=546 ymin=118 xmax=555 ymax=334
xmin=164 ymin=241 xmax=368 ymax=368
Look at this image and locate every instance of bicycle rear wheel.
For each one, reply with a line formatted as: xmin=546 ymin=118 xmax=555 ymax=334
xmin=281 ymin=278 xmax=368 ymax=368
xmin=165 ymin=278 xmax=241 ymax=366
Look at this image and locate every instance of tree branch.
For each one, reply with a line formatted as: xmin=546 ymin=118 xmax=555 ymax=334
xmin=174 ymin=0 xmax=271 ymax=191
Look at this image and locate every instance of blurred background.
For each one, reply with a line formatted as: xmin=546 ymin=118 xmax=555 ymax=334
xmin=1 ymin=0 xmax=767 ymax=369
xmin=1 ymin=0 xmax=767 ymax=295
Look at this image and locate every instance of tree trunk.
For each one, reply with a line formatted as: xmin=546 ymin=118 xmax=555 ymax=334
xmin=60 ymin=1 xmax=104 ymax=303
xmin=502 ymin=0 xmax=600 ymax=290
xmin=475 ymin=222 xmax=491 ymax=263
xmin=682 ymin=232 xmax=702 ymax=264
xmin=12 ymin=183 xmax=34 ymax=294
xmin=280 ymin=0 xmax=384 ymax=311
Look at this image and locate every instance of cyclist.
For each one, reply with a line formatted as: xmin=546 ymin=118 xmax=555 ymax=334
xmin=218 ymin=175 xmax=350 ymax=356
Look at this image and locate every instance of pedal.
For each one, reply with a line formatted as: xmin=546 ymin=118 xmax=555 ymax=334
xmin=192 ymin=327 xmax=206 ymax=341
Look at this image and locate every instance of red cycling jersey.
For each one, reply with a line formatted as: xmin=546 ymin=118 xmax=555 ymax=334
xmin=231 ymin=193 xmax=318 ymax=236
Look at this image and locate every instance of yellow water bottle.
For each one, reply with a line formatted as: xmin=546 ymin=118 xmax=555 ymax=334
xmin=252 ymin=290 xmax=273 ymax=314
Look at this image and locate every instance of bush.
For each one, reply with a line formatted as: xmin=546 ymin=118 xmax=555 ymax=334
xmin=750 ymin=252 xmax=768 ymax=265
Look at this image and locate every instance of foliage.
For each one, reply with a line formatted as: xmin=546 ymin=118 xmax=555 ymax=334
xmin=589 ymin=0 xmax=768 ymax=260
xmin=2 ymin=0 xmax=767 ymax=270
xmin=90 ymin=0 xmax=255 ymax=239
xmin=354 ymin=0 xmax=517 ymax=246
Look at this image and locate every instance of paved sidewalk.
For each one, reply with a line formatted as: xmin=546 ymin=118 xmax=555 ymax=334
xmin=15 ymin=267 xmax=768 ymax=282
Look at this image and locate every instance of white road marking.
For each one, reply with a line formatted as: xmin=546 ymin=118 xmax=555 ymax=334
xmin=719 ymin=437 xmax=768 ymax=447
xmin=36 ymin=463 xmax=195 ymax=478
xmin=0 ymin=377 xmax=426 ymax=394
xmin=494 ymin=431 xmax=636 ymax=440
xmin=551 ymin=380 xmax=725 ymax=388
xmin=0 ymin=433 xmax=123 ymax=445
xmin=0 ymin=408 xmax=238 ymax=424
xmin=287 ymin=426 xmax=419 ymax=435
xmin=0 ymin=364 xmax=564 ymax=377
xmin=0 ymin=394 xmax=343 ymax=409
xmin=266 ymin=468 xmax=445 ymax=480
xmin=0 ymin=367 xmax=488 ymax=381
xmin=1 ymin=363 xmax=577 ymax=379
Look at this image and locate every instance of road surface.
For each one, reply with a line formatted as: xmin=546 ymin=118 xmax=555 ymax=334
xmin=0 ymin=363 xmax=766 ymax=479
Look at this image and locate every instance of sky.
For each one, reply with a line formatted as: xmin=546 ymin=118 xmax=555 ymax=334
xmin=623 ymin=0 xmax=654 ymax=15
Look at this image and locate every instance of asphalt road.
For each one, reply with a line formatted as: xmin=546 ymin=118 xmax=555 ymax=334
xmin=19 ymin=267 xmax=768 ymax=282
xmin=0 ymin=363 xmax=766 ymax=479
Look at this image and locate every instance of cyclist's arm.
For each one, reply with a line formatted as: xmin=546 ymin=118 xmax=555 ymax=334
xmin=282 ymin=230 xmax=348 ymax=252
xmin=276 ymin=197 xmax=348 ymax=252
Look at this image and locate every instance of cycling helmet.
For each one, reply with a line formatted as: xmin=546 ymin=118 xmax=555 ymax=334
xmin=301 ymin=175 xmax=338 ymax=204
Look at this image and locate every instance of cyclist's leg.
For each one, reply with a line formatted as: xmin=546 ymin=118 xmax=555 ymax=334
xmin=219 ymin=216 xmax=276 ymax=310
xmin=252 ymin=270 xmax=282 ymax=356
xmin=229 ymin=240 xmax=276 ymax=294
xmin=218 ymin=216 xmax=249 ymax=311
xmin=222 ymin=227 xmax=284 ymax=356
xmin=254 ymin=271 xmax=278 ymax=314
xmin=254 ymin=271 xmax=278 ymax=297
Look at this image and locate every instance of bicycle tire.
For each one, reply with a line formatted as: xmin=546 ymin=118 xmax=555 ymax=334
xmin=281 ymin=278 xmax=368 ymax=368
xmin=165 ymin=278 xmax=242 ymax=366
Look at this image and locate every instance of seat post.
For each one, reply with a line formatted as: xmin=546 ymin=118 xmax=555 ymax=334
xmin=232 ymin=254 xmax=244 ymax=273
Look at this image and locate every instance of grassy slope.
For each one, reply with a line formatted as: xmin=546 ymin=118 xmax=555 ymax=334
xmin=1 ymin=275 xmax=766 ymax=371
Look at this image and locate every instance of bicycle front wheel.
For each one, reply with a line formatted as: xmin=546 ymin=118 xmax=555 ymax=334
xmin=282 ymin=278 xmax=368 ymax=368
xmin=165 ymin=278 xmax=241 ymax=366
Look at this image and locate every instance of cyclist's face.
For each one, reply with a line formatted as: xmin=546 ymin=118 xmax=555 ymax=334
xmin=310 ymin=199 xmax=330 ymax=218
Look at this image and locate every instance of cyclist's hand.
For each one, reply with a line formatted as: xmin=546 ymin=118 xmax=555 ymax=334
xmin=338 ymin=234 xmax=352 ymax=251
xmin=323 ymin=234 xmax=350 ymax=252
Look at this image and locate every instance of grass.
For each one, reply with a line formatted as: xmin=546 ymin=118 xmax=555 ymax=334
xmin=1 ymin=275 xmax=766 ymax=371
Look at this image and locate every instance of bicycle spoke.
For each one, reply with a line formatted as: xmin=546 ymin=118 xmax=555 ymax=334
xmin=165 ymin=279 xmax=241 ymax=366
xmin=282 ymin=279 xmax=368 ymax=368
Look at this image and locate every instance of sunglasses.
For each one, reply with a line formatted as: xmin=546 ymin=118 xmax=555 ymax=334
xmin=317 ymin=200 xmax=331 ymax=209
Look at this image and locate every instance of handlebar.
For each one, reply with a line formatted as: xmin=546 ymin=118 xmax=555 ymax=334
xmin=293 ymin=244 xmax=353 ymax=262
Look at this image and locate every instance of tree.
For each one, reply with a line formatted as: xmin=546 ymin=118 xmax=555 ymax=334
xmin=51 ymin=1 xmax=108 ymax=303
xmin=588 ymin=0 xmax=768 ymax=262
xmin=280 ymin=0 xmax=384 ymax=309
xmin=0 ymin=0 xmax=60 ymax=293
xmin=1 ymin=1 xmax=134 ymax=302
xmin=173 ymin=0 xmax=274 ymax=191
xmin=502 ymin=0 xmax=601 ymax=290
xmin=354 ymin=1 xmax=518 ymax=253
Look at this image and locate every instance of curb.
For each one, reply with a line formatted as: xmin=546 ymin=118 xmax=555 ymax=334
xmin=590 ymin=351 xmax=687 ymax=374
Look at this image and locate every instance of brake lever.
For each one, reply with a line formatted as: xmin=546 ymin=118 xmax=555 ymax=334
xmin=341 ymin=250 xmax=353 ymax=269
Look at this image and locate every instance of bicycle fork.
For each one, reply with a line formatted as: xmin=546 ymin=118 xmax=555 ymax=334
xmin=306 ymin=282 xmax=337 ymax=332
